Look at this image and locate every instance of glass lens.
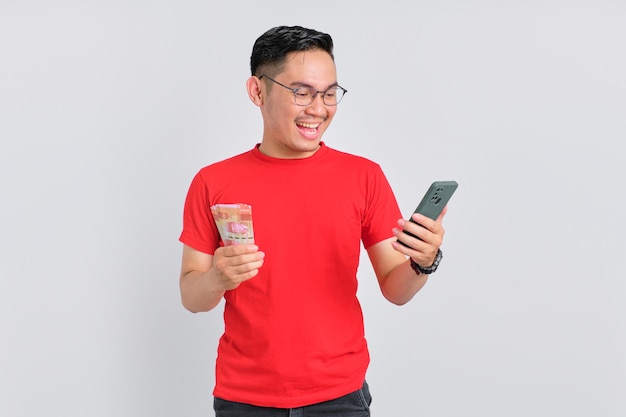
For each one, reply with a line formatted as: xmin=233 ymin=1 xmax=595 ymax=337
xmin=293 ymin=88 xmax=315 ymax=105
xmin=292 ymin=86 xmax=345 ymax=106
xmin=322 ymin=87 xmax=343 ymax=105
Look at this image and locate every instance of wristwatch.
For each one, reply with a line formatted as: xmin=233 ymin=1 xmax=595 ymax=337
xmin=410 ymin=248 xmax=443 ymax=275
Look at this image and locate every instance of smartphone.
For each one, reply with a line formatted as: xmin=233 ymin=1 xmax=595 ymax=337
xmin=399 ymin=180 xmax=458 ymax=246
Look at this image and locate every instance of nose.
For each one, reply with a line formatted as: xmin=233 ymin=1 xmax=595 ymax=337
xmin=305 ymin=93 xmax=327 ymax=116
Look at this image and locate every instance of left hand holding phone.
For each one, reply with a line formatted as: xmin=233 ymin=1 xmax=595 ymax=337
xmin=392 ymin=207 xmax=446 ymax=268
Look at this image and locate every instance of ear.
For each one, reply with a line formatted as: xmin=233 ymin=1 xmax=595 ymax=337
xmin=246 ymin=76 xmax=263 ymax=106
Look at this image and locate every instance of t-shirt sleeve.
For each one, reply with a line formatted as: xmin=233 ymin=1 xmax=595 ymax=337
xmin=179 ymin=170 xmax=220 ymax=254
xmin=361 ymin=164 xmax=402 ymax=249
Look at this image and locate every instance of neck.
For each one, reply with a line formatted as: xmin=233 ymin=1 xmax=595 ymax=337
xmin=257 ymin=141 xmax=321 ymax=159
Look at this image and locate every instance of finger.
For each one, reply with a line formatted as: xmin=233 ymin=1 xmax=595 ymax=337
xmin=214 ymin=254 xmax=265 ymax=289
xmin=391 ymin=239 xmax=435 ymax=267
xmin=393 ymin=226 xmax=427 ymax=251
xmin=234 ymin=251 xmax=265 ymax=268
xmin=410 ymin=213 xmax=445 ymax=239
xmin=411 ymin=213 xmax=435 ymax=229
xmin=219 ymin=244 xmax=260 ymax=257
xmin=237 ymin=257 xmax=265 ymax=277
xmin=400 ymin=224 xmax=442 ymax=252
xmin=401 ymin=217 xmax=432 ymax=241
xmin=436 ymin=205 xmax=448 ymax=223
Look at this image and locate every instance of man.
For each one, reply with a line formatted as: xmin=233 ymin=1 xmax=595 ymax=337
xmin=179 ymin=25 xmax=448 ymax=416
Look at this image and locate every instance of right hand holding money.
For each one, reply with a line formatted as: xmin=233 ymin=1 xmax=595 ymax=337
xmin=210 ymin=244 xmax=265 ymax=291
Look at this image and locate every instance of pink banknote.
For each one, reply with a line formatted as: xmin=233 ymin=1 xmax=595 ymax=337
xmin=210 ymin=203 xmax=255 ymax=246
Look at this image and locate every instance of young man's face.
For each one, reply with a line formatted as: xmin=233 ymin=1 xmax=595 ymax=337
xmin=257 ymin=49 xmax=338 ymax=159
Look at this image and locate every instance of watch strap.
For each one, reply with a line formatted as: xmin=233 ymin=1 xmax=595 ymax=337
xmin=410 ymin=248 xmax=443 ymax=275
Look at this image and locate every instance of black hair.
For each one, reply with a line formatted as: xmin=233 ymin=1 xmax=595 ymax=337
xmin=250 ymin=26 xmax=334 ymax=77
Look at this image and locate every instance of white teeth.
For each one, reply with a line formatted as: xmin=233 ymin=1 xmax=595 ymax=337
xmin=297 ymin=122 xmax=319 ymax=129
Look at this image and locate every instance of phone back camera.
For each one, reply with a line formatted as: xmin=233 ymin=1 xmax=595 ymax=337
xmin=432 ymin=188 xmax=444 ymax=204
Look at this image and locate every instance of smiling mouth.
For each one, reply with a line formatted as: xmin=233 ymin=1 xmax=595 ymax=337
xmin=296 ymin=121 xmax=321 ymax=137
xmin=296 ymin=122 xmax=320 ymax=130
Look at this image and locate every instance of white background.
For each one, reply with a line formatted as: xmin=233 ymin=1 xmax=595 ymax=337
xmin=1 ymin=1 xmax=625 ymax=416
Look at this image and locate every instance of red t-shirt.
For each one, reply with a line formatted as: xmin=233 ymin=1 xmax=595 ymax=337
xmin=179 ymin=143 xmax=402 ymax=408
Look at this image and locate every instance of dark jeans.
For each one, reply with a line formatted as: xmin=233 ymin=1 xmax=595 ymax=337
xmin=214 ymin=381 xmax=372 ymax=417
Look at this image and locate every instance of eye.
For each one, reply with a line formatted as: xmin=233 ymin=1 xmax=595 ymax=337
xmin=294 ymin=89 xmax=312 ymax=98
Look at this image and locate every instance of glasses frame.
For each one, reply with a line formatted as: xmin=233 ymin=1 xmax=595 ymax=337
xmin=258 ymin=75 xmax=347 ymax=106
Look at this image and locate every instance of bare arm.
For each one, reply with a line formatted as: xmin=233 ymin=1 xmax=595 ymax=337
xmin=179 ymin=244 xmax=265 ymax=313
xmin=367 ymin=237 xmax=428 ymax=305
xmin=367 ymin=207 xmax=446 ymax=305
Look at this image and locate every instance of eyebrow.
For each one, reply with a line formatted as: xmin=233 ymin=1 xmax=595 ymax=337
xmin=289 ymin=80 xmax=339 ymax=90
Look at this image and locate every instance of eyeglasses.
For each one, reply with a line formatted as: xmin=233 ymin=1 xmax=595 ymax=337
xmin=259 ymin=75 xmax=347 ymax=106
